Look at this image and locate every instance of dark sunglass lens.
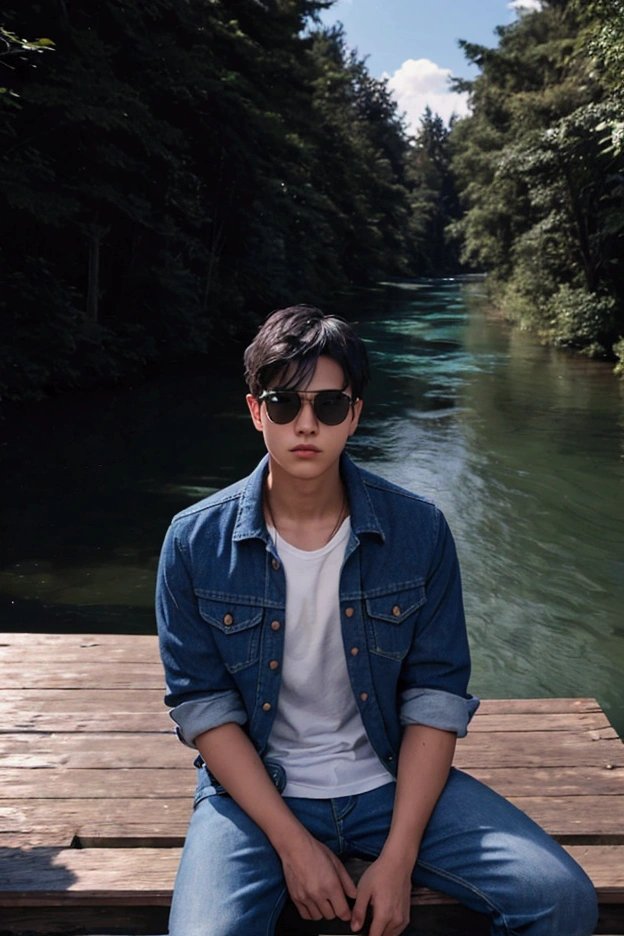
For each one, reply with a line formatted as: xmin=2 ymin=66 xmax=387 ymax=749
xmin=314 ymin=391 xmax=351 ymax=425
xmin=265 ymin=392 xmax=301 ymax=424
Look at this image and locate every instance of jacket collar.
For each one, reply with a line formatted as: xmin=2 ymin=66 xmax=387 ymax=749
xmin=232 ymin=452 xmax=385 ymax=543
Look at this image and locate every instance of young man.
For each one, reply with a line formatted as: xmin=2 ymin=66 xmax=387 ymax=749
xmin=157 ymin=305 xmax=598 ymax=936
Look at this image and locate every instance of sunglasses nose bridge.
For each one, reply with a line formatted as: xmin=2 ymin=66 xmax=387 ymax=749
xmin=293 ymin=394 xmax=319 ymax=428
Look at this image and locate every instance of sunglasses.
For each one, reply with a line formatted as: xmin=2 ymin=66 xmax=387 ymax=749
xmin=257 ymin=388 xmax=357 ymax=426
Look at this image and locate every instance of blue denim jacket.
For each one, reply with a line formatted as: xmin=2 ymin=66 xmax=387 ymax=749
xmin=156 ymin=453 xmax=479 ymax=780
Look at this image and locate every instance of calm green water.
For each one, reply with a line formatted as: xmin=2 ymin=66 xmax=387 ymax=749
xmin=2 ymin=280 xmax=623 ymax=735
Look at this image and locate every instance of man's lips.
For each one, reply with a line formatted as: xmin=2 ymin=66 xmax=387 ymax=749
xmin=290 ymin=445 xmax=321 ymax=453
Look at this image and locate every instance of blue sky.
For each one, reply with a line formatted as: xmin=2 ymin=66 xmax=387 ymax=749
xmin=320 ymin=0 xmax=542 ymax=130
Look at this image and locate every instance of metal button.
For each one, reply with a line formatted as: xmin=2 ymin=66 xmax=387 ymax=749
xmin=272 ymin=558 xmax=280 ymax=571
xmin=392 ymin=605 xmax=401 ymax=617
xmin=262 ymin=702 xmax=272 ymax=712
xmin=271 ymin=620 xmax=281 ymax=631
xmin=360 ymin=692 xmax=368 ymax=702
xmin=269 ymin=660 xmax=279 ymax=670
xmin=345 ymin=606 xmax=355 ymax=618
xmin=223 ymin=613 xmax=233 ymax=626
xmin=350 ymin=647 xmax=359 ymax=656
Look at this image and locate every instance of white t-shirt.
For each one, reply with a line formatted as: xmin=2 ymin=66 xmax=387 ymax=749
xmin=265 ymin=517 xmax=394 ymax=798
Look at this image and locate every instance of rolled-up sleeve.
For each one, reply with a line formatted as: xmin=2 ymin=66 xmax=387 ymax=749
xmin=400 ymin=688 xmax=479 ymax=738
xmin=156 ymin=523 xmax=248 ymax=747
xmin=398 ymin=508 xmax=480 ymax=736
xmin=170 ymin=692 xmax=248 ymax=747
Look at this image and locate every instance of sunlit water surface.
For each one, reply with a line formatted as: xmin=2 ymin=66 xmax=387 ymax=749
xmin=2 ymin=280 xmax=623 ymax=735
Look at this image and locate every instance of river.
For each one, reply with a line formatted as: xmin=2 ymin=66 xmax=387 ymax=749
xmin=2 ymin=279 xmax=623 ymax=735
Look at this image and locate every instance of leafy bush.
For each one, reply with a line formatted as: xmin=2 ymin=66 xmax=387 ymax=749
xmin=548 ymin=285 xmax=618 ymax=355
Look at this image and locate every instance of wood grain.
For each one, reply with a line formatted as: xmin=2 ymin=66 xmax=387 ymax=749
xmin=0 ymin=631 xmax=622 ymax=934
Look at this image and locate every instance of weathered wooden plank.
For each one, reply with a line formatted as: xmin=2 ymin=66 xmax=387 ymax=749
xmin=3 ymin=663 xmax=166 ymax=690
xmin=0 ymin=687 xmax=164 ymax=713
xmin=0 ymin=639 xmax=161 ymax=665
xmin=508 ymin=796 xmax=624 ymax=840
xmin=0 ymin=733 xmax=183 ymax=768
xmin=70 ymin=792 xmax=624 ymax=846
xmin=468 ymin=712 xmax=613 ymax=732
xmin=454 ymin=730 xmax=624 ymax=768
xmin=0 ymin=832 xmax=76 ymax=848
xmin=1 ymin=729 xmax=620 ymax=770
xmin=0 ymin=687 xmax=602 ymax=714
xmin=0 ymin=632 xmax=159 ymax=652
xmin=1 ymin=711 xmax=173 ymax=733
xmin=466 ymin=765 xmax=624 ymax=797
xmin=476 ymin=698 xmax=603 ymax=715
xmin=3 ymin=794 xmax=622 ymax=845
xmin=0 ymin=847 xmax=179 ymax=902
xmin=0 ymin=798 xmax=191 ymax=834
xmin=1 ymin=709 xmax=615 ymax=743
xmin=566 ymin=847 xmax=624 ymax=900
xmin=0 ymin=768 xmax=194 ymax=799
xmin=3 ymin=706 xmax=614 ymax=735
xmin=3 ymin=789 xmax=624 ymax=849
xmin=1 ymin=845 xmax=622 ymax=902
xmin=1 ymin=764 xmax=622 ymax=800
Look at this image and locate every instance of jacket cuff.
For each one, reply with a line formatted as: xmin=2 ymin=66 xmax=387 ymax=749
xmin=170 ymin=691 xmax=248 ymax=747
xmin=399 ymin=688 xmax=480 ymax=738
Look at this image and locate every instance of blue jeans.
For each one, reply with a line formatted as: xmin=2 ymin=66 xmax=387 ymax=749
xmin=168 ymin=768 xmax=598 ymax=936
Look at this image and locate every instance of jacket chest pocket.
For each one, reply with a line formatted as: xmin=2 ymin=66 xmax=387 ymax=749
xmin=365 ymin=587 xmax=426 ymax=661
xmin=197 ymin=598 xmax=263 ymax=674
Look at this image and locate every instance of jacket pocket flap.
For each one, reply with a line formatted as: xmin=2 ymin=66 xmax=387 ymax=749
xmin=365 ymin=587 xmax=426 ymax=624
xmin=197 ymin=598 xmax=263 ymax=633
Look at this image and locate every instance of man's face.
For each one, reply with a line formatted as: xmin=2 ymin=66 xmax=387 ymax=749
xmin=246 ymin=355 xmax=363 ymax=483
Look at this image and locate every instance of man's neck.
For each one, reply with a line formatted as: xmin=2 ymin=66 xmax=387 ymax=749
xmin=264 ymin=460 xmax=348 ymax=550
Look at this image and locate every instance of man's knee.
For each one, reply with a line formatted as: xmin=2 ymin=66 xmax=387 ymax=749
xmin=546 ymin=863 xmax=598 ymax=936
xmin=503 ymin=854 xmax=598 ymax=936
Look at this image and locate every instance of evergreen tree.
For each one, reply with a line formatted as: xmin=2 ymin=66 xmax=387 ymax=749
xmin=0 ymin=1 xmax=424 ymax=401
xmin=449 ymin=0 xmax=624 ymax=363
xmin=408 ymin=108 xmax=463 ymax=274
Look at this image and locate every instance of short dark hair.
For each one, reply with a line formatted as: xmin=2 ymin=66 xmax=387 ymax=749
xmin=244 ymin=304 xmax=370 ymax=399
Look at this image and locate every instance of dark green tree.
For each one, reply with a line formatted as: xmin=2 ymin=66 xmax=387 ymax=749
xmin=0 ymin=1 xmax=430 ymax=401
xmin=408 ymin=108 xmax=463 ymax=274
xmin=449 ymin=0 xmax=624 ymax=363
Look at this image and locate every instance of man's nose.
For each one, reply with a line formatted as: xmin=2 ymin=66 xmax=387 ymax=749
xmin=294 ymin=397 xmax=318 ymax=431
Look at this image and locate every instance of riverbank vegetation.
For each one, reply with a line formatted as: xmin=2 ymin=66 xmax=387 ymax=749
xmin=1 ymin=0 xmax=623 ymax=401
xmin=449 ymin=0 xmax=624 ymax=370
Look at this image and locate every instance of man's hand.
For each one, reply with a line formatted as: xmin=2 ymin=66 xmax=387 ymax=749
xmin=350 ymin=854 xmax=412 ymax=936
xmin=280 ymin=832 xmax=357 ymax=922
xmin=348 ymin=725 xmax=457 ymax=935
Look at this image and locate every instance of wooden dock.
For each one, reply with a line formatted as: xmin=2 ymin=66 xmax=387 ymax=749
xmin=0 ymin=632 xmax=623 ymax=935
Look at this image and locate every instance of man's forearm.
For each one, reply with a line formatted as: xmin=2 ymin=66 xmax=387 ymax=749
xmin=382 ymin=723 xmax=457 ymax=866
xmin=348 ymin=724 xmax=457 ymax=934
xmin=194 ymin=722 xmax=357 ymax=921
xmin=195 ymin=722 xmax=307 ymax=855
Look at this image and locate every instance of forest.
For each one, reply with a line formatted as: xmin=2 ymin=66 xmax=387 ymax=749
xmin=1 ymin=0 xmax=623 ymax=401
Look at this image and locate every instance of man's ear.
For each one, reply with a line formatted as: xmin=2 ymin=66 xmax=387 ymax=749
xmin=246 ymin=394 xmax=264 ymax=432
xmin=348 ymin=398 xmax=363 ymax=437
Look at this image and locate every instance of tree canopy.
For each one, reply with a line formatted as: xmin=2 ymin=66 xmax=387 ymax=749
xmin=4 ymin=0 xmax=624 ymax=401
xmin=0 ymin=1 xmax=437 ymax=401
xmin=448 ymin=0 xmax=624 ymax=367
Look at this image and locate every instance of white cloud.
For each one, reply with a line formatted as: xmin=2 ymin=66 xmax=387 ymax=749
xmin=385 ymin=59 xmax=470 ymax=133
xmin=508 ymin=0 xmax=542 ymax=11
